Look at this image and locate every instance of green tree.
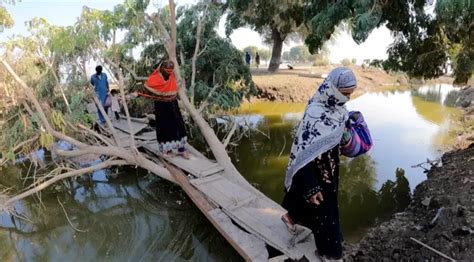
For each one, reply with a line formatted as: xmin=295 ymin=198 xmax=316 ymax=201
xmin=257 ymin=48 xmax=270 ymax=64
xmin=303 ymin=0 xmax=472 ymax=85
xmin=282 ymin=51 xmax=290 ymax=61
xmin=0 ymin=5 xmax=13 ymax=31
xmin=289 ymin=45 xmax=310 ymax=63
xmin=226 ymin=0 xmax=305 ymax=72
xmin=341 ymin=58 xmax=352 ymax=66
xmin=131 ymin=2 xmax=254 ymax=111
xmin=243 ymin=45 xmax=258 ymax=57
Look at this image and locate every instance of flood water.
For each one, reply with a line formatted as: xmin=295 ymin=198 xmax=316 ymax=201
xmin=0 ymin=84 xmax=460 ymax=260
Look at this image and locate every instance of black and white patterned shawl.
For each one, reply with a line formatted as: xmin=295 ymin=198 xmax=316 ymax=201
xmin=284 ymin=67 xmax=357 ymax=190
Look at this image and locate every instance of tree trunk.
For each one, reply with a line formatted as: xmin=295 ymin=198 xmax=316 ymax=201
xmin=268 ymin=27 xmax=285 ymax=73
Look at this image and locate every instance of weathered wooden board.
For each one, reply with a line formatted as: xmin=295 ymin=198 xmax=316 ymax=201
xmin=134 ymin=131 xmax=156 ymax=141
xmin=104 ymin=120 xmax=318 ymax=260
xmin=190 ymin=175 xmax=257 ymax=210
xmin=166 ymin=163 xmax=269 ymax=261
xmin=143 ymin=142 xmax=224 ymax=178
xmin=184 ymin=144 xmax=207 ymax=159
xmin=207 ymin=209 xmax=269 ymax=262
xmin=112 ymin=119 xmax=148 ymax=135
xmin=191 ymin=174 xmax=315 ymax=260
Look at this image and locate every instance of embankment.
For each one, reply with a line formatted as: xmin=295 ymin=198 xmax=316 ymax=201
xmin=345 ymin=143 xmax=474 ymax=261
xmin=251 ymin=66 xmax=407 ymax=102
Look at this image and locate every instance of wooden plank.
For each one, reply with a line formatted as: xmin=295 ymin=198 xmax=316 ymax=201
xmin=200 ymin=164 xmax=225 ymax=177
xmin=190 ymin=175 xmax=256 ymax=210
xmin=134 ymin=131 xmax=156 ymax=141
xmin=191 ymin=175 xmax=315 ymax=260
xmin=185 ymin=144 xmax=207 ymax=159
xmin=111 ymin=119 xmax=148 ymax=135
xmin=143 ymin=143 xmax=224 ymax=178
xmin=165 ymin=163 xmax=268 ymax=261
xmin=207 ymin=209 xmax=268 ymax=262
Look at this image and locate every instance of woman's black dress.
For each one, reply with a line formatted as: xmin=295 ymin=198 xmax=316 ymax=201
xmin=282 ymin=145 xmax=343 ymax=259
xmin=154 ymin=99 xmax=187 ymax=153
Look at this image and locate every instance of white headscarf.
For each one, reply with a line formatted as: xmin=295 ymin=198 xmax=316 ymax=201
xmin=284 ymin=67 xmax=357 ymax=190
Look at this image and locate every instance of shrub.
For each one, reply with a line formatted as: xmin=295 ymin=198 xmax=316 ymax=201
xmin=313 ymin=57 xmax=330 ymax=66
xmin=341 ymin=58 xmax=352 ymax=66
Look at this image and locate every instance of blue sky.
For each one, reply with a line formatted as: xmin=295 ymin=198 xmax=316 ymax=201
xmin=1 ymin=0 xmax=393 ymax=64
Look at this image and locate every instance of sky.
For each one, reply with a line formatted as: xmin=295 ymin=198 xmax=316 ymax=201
xmin=1 ymin=0 xmax=394 ymax=64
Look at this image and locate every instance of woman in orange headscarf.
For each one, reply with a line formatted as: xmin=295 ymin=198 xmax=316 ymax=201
xmin=138 ymin=59 xmax=189 ymax=158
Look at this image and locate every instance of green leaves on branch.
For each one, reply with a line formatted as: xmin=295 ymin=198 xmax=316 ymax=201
xmin=0 ymin=5 xmax=13 ymax=31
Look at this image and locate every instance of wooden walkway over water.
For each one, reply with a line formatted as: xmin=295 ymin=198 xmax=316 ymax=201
xmin=88 ymin=105 xmax=319 ymax=261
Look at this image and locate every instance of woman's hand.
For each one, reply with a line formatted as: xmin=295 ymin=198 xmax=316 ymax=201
xmin=310 ymin=192 xmax=324 ymax=206
xmin=130 ymin=91 xmax=138 ymax=98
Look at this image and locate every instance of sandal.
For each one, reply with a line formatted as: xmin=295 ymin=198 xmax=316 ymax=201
xmin=281 ymin=213 xmax=297 ymax=234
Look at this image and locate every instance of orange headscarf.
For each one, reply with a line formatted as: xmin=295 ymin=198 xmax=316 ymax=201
xmin=145 ymin=68 xmax=177 ymax=95
xmin=139 ymin=62 xmax=178 ymax=101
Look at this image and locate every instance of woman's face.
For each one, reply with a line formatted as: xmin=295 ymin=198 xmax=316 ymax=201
xmin=339 ymin=86 xmax=356 ymax=99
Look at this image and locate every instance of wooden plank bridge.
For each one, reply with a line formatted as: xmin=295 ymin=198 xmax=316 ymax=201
xmin=88 ymin=105 xmax=320 ymax=261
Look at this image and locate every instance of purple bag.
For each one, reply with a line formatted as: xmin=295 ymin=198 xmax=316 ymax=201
xmin=340 ymin=111 xmax=373 ymax=157
xmin=104 ymin=94 xmax=112 ymax=107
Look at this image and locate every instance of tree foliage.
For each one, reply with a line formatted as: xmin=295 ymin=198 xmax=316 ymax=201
xmin=225 ymin=0 xmax=305 ymax=38
xmin=243 ymin=45 xmax=258 ymax=57
xmin=257 ymin=48 xmax=271 ymax=62
xmin=0 ymin=5 xmax=13 ymax=31
xmin=0 ymin=0 xmax=255 ymax=158
xmin=304 ymin=0 xmax=473 ymax=84
xmin=226 ymin=0 xmax=306 ymax=71
xmin=132 ymin=2 xmax=255 ymax=111
xmin=289 ymin=45 xmax=310 ymax=63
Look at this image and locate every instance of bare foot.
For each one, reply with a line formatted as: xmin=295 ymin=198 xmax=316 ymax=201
xmin=177 ymin=150 xmax=191 ymax=159
xmin=281 ymin=213 xmax=296 ymax=234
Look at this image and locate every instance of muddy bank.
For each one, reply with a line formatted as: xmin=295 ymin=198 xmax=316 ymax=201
xmin=453 ymin=85 xmax=474 ymax=149
xmin=250 ymin=66 xmax=462 ymax=103
xmin=345 ymin=144 xmax=474 ymax=261
xmin=251 ymin=66 xmax=408 ymax=102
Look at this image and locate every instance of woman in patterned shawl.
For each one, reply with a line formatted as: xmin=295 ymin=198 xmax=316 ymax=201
xmin=138 ymin=59 xmax=189 ymax=158
xmin=281 ymin=67 xmax=357 ymax=261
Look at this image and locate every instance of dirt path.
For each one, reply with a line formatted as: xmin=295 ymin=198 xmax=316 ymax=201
xmin=345 ymin=143 xmax=474 ymax=261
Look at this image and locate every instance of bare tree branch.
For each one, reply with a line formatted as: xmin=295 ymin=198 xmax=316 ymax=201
xmin=0 ymin=135 xmax=39 ymax=166
xmin=103 ymin=56 xmax=137 ymax=150
xmin=0 ymin=58 xmax=53 ymax=133
xmin=198 ymin=83 xmax=221 ymax=113
xmin=57 ymin=196 xmax=88 ymax=233
xmin=223 ymin=120 xmax=238 ymax=148
xmin=77 ymin=124 xmax=114 ymax=146
xmin=190 ymin=6 xmax=208 ymax=104
xmin=93 ymin=96 xmax=122 ymax=147
xmin=146 ymin=13 xmax=172 ymax=54
xmin=1 ymin=160 xmax=127 ymax=210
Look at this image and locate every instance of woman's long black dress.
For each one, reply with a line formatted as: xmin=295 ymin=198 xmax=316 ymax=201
xmin=154 ymin=99 xmax=187 ymax=153
xmin=282 ymin=145 xmax=343 ymax=259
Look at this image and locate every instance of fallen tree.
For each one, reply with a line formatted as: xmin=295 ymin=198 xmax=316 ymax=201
xmin=0 ymin=0 xmax=252 ymax=211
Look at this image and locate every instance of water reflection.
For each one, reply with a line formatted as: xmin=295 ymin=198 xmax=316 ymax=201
xmin=234 ymin=84 xmax=459 ymax=241
xmin=0 ymin=167 xmax=240 ymax=261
